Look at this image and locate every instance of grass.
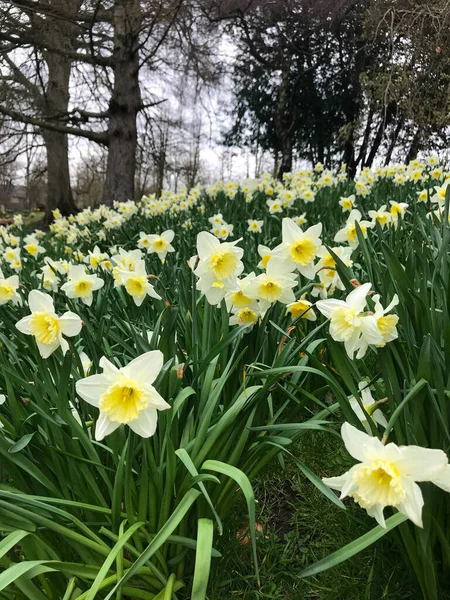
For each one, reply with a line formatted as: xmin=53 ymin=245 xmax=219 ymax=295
xmin=208 ymin=432 xmax=418 ymax=600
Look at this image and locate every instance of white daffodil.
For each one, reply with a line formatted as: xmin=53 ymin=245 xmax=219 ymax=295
xmin=208 ymin=213 xmax=225 ymax=227
xmin=15 ymin=290 xmax=82 ymax=358
xmin=3 ymin=247 xmax=20 ymax=265
xmin=315 ymin=246 xmax=353 ymax=292
xmin=40 ymin=264 xmax=59 ymax=292
xmin=334 ymin=209 xmax=373 ymax=249
xmin=339 ymin=194 xmax=355 ymax=212
xmin=85 ymin=245 xmax=109 ymax=269
xmin=316 ymin=283 xmax=383 ymax=359
xmin=431 ymin=182 xmax=449 ymax=207
xmin=245 ymin=257 xmax=297 ymax=312
xmin=79 ymin=351 xmax=92 ymax=376
xmin=112 ymin=248 xmax=143 ymax=286
xmin=111 ymin=248 xmax=142 ymax=272
xmin=285 ymin=296 xmax=316 ymax=321
xmin=292 ymin=213 xmax=307 ymax=227
xmin=194 ymin=231 xmax=244 ymax=284
xmin=118 ymin=260 xmax=161 ymax=307
xmin=142 ymin=230 xmax=175 ymax=261
xmin=216 ymin=223 xmax=234 ymax=240
xmin=225 ymin=272 xmax=258 ymax=312
xmin=266 ymin=198 xmax=283 ymax=214
xmin=0 ymin=267 xmax=21 ymax=306
xmin=389 ymin=201 xmax=408 ymax=225
xmin=75 ymin=350 xmax=170 ymax=440
xmin=24 ymin=238 xmax=46 ymax=258
xmin=272 ymin=218 xmax=322 ymax=279
xmin=229 ymin=305 xmax=261 ymax=328
xmin=348 ymin=382 xmax=388 ymax=432
xmin=60 ymin=265 xmax=104 ymax=306
xmin=368 ymin=205 xmax=392 ymax=229
xmin=372 ymin=294 xmax=399 ymax=346
xmin=323 ymin=422 xmax=450 ymax=528
xmin=257 ymin=244 xmax=273 ymax=270
xmin=247 ymin=219 xmax=264 ymax=233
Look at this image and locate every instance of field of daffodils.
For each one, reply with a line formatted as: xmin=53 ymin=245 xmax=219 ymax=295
xmin=0 ymin=158 xmax=449 ymax=599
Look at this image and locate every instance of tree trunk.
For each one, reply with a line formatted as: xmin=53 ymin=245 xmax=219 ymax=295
xmin=42 ymin=1 xmax=81 ymax=221
xmin=384 ymin=115 xmax=405 ymax=165
xmin=277 ymin=138 xmax=293 ymax=180
xmin=406 ymin=126 xmax=423 ymax=163
xmin=103 ymin=0 xmax=141 ymax=205
xmin=43 ymin=130 xmax=75 ymax=218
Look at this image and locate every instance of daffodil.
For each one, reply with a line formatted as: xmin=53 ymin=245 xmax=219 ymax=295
xmin=316 ymin=283 xmax=382 ymax=359
xmin=372 ymin=294 xmax=399 ymax=347
xmin=24 ymin=237 xmax=46 ymax=258
xmin=292 ymin=213 xmax=307 ymax=226
xmin=334 ymin=209 xmax=373 ymax=249
xmin=389 ymin=201 xmax=408 ymax=224
xmin=339 ymin=194 xmax=355 ymax=212
xmin=225 ymin=273 xmax=258 ymax=311
xmin=315 ymin=246 xmax=353 ymax=292
xmin=142 ymin=230 xmax=175 ymax=261
xmin=229 ymin=305 xmax=261 ymax=327
xmin=323 ymin=422 xmax=450 ymax=527
xmin=61 ymin=265 xmax=104 ymax=306
xmin=286 ymin=297 xmax=316 ymax=321
xmin=118 ymin=260 xmax=161 ymax=307
xmin=272 ymin=218 xmax=322 ymax=279
xmin=76 ymin=351 xmax=170 ymax=440
xmin=15 ymin=290 xmax=82 ymax=358
xmin=267 ymin=198 xmax=283 ymax=214
xmin=245 ymin=257 xmax=297 ymax=311
xmin=0 ymin=267 xmax=21 ymax=306
xmin=247 ymin=219 xmax=263 ymax=233
xmin=348 ymin=382 xmax=388 ymax=432
xmin=257 ymin=244 xmax=273 ymax=269
xmin=3 ymin=247 xmax=20 ymax=265
xmin=85 ymin=246 xmax=109 ymax=269
xmin=194 ymin=232 xmax=244 ymax=283
xmin=368 ymin=205 xmax=392 ymax=228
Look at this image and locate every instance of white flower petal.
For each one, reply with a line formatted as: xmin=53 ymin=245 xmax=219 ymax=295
xmin=315 ymin=299 xmax=347 ymax=318
xmin=128 ymin=408 xmax=158 ymax=437
xmin=28 ymin=290 xmax=55 ymax=313
xmin=397 ymin=478 xmax=424 ymax=527
xmin=197 ymin=231 xmax=219 ymax=259
xmin=15 ymin=315 xmax=32 ymax=335
xmin=99 ymin=356 xmax=122 ymax=382
xmin=341 ymin=422 xmax=383 ymax=462
xmin=396 ymin=446 xmax=448 ymax=481
xmin=76 ymin=374 xmax=109 ymax=407
xmin=432 ymin=465 xmax=450 ymax=492
xmin=122 ymin=350 xmax=164 ymax=385
xmin=95 ymin=413 xmax=120 ymax=441
xmin=36 ymin=339 xmax=60 ymax=359
xmin=59 ymin=312 xmax=83 ymax=337
xmin=346 ymin=283 xmax=371 ymax=311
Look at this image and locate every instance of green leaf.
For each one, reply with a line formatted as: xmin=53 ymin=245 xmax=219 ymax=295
xmin=8 ymin=432 xmax=36 ymax=454
xmin=104 ymin=489 xmax=201 ymax=599
xmin=201 ymin=460 xmax=259 ymax=584
xmin=191 ymin=519 xmax=214 ymax=600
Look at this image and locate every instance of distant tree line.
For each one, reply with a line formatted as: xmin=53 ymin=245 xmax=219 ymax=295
xmin=225 ymin=0 xmax=450 ymax=178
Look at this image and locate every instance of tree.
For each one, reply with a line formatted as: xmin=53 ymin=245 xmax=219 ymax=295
xmin=225 ymin=1 xmax=375 ymax=177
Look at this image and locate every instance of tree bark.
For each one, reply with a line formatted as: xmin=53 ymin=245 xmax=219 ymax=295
xmin=42 ymin=0 xmax=81 ymax=221
xmin=405 ymin=126 xmax=423 ymax=162
xmin=103 ymin=0 xmax=141 ymax=205
xmin=277 ymin=137 xmax=293 ymax=180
